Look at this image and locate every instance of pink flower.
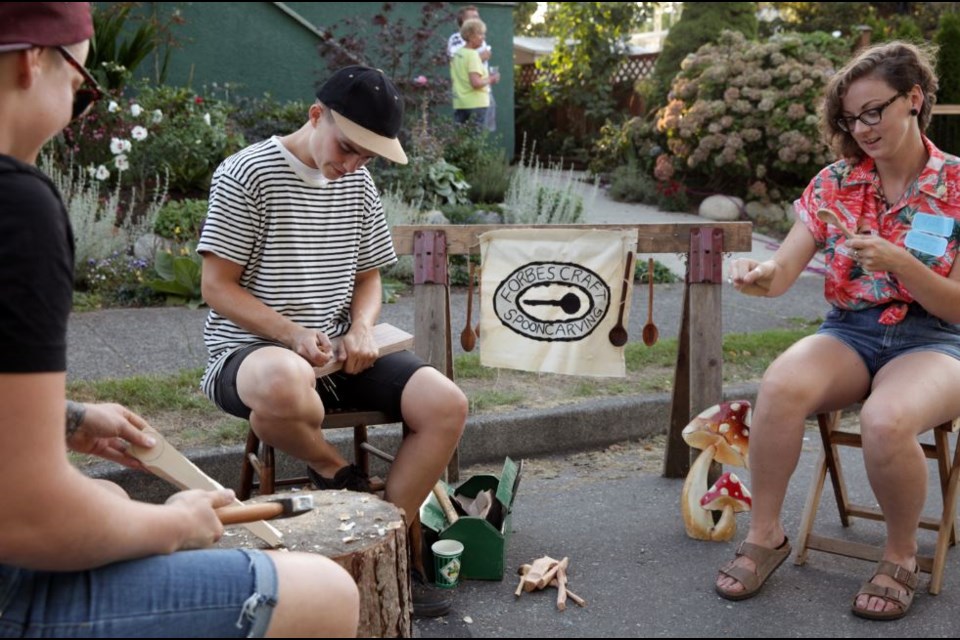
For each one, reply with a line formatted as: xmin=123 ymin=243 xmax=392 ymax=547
xmin=413 ymin=75 xmax=429 ymax=87
xmin=654 ymin=154 xmax=675 ymax=182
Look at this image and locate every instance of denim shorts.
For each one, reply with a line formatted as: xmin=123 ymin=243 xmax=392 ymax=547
xmin=0 ymin=549 xmax=277 ymax=638
xmin=817 ymin=304 xmax=960 ymax=377
xmin=214 ymin=346 xmax=429 ymax=420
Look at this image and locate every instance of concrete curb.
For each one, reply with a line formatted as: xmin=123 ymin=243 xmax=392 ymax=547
xmin=91 ymin=383 xmax=760 ymax=503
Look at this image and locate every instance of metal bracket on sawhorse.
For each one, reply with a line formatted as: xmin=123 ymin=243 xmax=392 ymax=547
xmin=414 ymin=230 xmax=448 ymax=285
xmin=687 ymin=226 xmax=724 ymax=284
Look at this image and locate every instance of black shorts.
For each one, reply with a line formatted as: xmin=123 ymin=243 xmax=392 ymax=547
xmin=213 ymin=345 xmax=430 ymax=421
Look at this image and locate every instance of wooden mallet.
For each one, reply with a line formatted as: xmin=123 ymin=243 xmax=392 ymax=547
xmin=215 ymin=494 xmax=315 ymax=525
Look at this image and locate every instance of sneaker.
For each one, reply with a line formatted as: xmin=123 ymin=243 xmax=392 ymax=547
xmin=306 ymin=464 xmax=372 ymax=492
xmin=410 ymin=568 xmax=452 ymax=618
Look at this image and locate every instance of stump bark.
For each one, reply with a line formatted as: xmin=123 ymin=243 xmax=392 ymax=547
xmin=216 ymin=490 xmax=412 ymax=638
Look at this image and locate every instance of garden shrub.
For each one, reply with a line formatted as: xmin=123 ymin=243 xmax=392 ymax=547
xmin=503 ymin=141 xmax=590 ymax=224
xmin=230 ymin=95 xmax=311 ymax=143
xmin=649 ymin=3 xmax=758 ymax=108
xmin=154 ymin=198 xmax=208 ymax=243
xmin=655 ymin=30 xmax=836 ymax=203
xmin=931 ymin=11 xmax=960 ymax=155
xmin=131 ymin=85 xmax=245 ymax=196
xmin=378 ymin=156 xmax=471 ymax=208
xmin=41 ymin=156 xmax=166 ymax=274
xmin=56 ymin=84 xmax=244 ymax=198
xmin=936 ymin=12 xmax=960 ymax=105
xmin=79 ymin=252 xmax=160 ymax=308
xmin=465 ymin=149 xmax=511 ymax=204
xmin=608 ymin=165 xmax=659 ymax=204
xmin=590 ymin=117 xmax=662 ymax=178
xmin=148 ymin=244 xmax=205 ymax=309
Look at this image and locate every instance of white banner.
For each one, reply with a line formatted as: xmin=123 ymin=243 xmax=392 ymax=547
xmin=478 ymin=228 xmax=637 ymax=377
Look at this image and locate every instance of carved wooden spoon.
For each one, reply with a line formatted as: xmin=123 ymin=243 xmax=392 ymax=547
xmin=608 ymin=251 xmax=634 ymax=347
xmin=642 ymin=258 xmax=659 ymax=346
xmin=461 ymin=257 xmax=477 ymax=352
xmin=816 ymin=208 xmax=855 ymax=239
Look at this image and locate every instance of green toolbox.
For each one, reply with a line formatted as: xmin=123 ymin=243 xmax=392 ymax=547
xmin=420 ymin=457 xmax=523 ymax=581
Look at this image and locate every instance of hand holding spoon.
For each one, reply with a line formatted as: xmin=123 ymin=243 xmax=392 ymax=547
xmin=816 ymin=208 xmax=855 ymax=239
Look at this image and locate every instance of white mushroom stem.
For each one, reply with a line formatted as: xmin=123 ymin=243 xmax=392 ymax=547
xmin=709 ymin=504 xmax=736 ymax=542
xmin=681 ymin=444 xmax=717 ymax=540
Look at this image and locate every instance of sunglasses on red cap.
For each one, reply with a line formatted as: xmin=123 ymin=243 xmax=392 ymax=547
xmin=56 ymin=45 xmax=103 ymax=120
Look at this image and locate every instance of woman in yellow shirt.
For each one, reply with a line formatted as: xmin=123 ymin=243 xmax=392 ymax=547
xmin=450 ymin=18 xmax=499 ymax=129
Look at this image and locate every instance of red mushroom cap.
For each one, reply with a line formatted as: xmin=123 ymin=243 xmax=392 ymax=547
xmin=681 ymin=401 xmax=751 ymax=467
xmin=700 ymin=471 xmax=752 ymax=512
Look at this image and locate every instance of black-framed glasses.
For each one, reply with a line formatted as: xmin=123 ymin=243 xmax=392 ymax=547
xmin=835 ymin=93 xmax=905 ymax=133
xmin=56 ymin=45 xmax=104 ymax=121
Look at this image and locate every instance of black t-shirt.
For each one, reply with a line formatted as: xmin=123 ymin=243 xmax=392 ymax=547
xmin=0 ymin=154 xmax=74 ymax=373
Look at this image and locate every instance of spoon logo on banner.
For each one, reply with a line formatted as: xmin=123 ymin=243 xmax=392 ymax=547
xmin=493 ymin=261 xmax=611 ymax=342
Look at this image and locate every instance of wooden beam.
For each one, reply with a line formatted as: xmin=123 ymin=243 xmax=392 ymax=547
xmin=688 ymin=281 xmax=724 ymax=487
xmin=391 ymin=223 xmax=754 ymax=256
xmin=933 ymin=104 xmax=960 ymax=116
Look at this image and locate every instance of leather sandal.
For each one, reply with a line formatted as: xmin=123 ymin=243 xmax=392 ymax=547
xmin=306 ymin=464 xmax=372 ymax=492
xmin=851 ymin=560 xmax=919 ymax=621
xmin=716 ymin=537 xmax=791 ymax=601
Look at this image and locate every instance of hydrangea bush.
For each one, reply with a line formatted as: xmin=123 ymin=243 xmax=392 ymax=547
xmin=655 ymin=30 xmax=839 ymax=202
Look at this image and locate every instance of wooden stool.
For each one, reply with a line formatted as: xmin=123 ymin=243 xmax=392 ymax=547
xmin=794 ymin=410 xmax=960 ymax=594
xmin=238 ymin=410 xmax=394 ymax=500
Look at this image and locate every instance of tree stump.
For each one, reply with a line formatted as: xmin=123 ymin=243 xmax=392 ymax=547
xmin=215 ymin=490 xmax=412 ymax=638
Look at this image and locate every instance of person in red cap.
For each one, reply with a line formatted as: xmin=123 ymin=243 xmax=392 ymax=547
xmin=0 ymin=3 xmax=359 ymax=637
xmin=197 ymin=65 xmax=468 ymax=617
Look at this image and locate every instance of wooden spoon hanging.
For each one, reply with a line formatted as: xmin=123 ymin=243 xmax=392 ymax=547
xmin=608 ymin=251 xmax=633 ymax=347
xmin=642 ymin=258 xmax=659 ymax=346
xmin=461 ymin=256 xmax=477 ymax=352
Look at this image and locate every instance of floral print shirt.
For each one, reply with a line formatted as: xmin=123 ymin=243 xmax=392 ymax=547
xmin=795 ymin=137 xmax=960 ymax=325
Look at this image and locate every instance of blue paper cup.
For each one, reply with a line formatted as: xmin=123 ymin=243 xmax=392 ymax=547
xmin=431 ymin=539 xmax=464 ymax=589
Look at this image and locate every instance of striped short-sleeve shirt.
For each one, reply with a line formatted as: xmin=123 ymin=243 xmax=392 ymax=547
xmin=198 ymin=136 xmax=397 ymax=398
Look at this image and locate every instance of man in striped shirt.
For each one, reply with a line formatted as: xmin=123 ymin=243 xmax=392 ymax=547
xmin=198 ymin=66 xmax=467 ymax=616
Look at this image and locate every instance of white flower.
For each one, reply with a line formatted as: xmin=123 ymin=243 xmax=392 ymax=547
xmin=130 ymin=103 xmax=143 ymax=117
xmin=109 ymin=137 xmax=126 ymax=155
xmin=151 ymin=109 xmax=163 ymax=124
xmin=86 ymin=164 xmax=96 ymax=177
xmin=203 ymin=113 xmax=211 ymax=126
xmin=95 ymin=165 xmax=110 ymax=181
xmin=131 ymin=126 xmax=148 ymax=141
xmin=108 ymin=101 xmax=119 ymax=113
xmin=114 ymin=154 xmax=129 ymax=171
xmin=122 ymin=139 xmax=132 ymax=153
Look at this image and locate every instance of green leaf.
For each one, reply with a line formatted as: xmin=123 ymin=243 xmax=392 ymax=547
xmin=154 ymin=250 xmax=175 ymax=280
xmin=146 ymin=278 xmax=190 ymax=296
xmin=172 ymin=257 xmax=201 ymax=294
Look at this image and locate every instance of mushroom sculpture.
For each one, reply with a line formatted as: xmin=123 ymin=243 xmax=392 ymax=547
xmin=680 ymin=401 xmax=752 ymax=541
xmin=700 ymin=472 xmax=752 ymax=541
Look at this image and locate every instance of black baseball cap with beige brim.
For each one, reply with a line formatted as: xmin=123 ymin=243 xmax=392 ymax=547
xmin=316 ymin=65 xmax=408 ymax=165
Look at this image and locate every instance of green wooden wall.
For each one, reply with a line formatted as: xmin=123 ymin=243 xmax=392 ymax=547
xmin=132 ymin=2 xmax=515 ymax=155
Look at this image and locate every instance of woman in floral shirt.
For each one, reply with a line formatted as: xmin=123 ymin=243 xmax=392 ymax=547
xmin=716 ymin=41 xmax=960 ymax=621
